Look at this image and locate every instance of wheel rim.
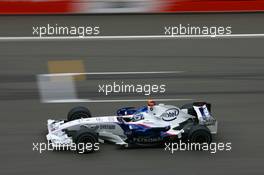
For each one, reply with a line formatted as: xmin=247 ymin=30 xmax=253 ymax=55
xmin=72 ymin=112 xmax=89 ymax=119
xmin=194 ymin=135 xmax=209 ymax=143
xmin=79 ymin=136 xmax=93 ymax=144
xmin=193 ymin=133 xmax=210 ymax=143
xmin=77 ymin=136 xmax=94 ymax=153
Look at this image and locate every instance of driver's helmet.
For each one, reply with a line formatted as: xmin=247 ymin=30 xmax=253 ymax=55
xmin=147 ymin=100 xmax=156 ymax=107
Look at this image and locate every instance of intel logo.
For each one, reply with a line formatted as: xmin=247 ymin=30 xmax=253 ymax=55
xmin=162 ymin=108 xmax=179 ymax=121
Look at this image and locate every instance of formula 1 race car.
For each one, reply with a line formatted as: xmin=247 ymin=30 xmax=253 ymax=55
xmin=46 ymin=100 xmax=217 ymax=153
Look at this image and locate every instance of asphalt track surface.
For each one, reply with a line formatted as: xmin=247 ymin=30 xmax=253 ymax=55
xmin=0 ymin=14 xmax=264 ymax=175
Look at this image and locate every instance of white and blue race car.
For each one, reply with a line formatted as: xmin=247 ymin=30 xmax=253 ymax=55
xmin=47 ymin=100 xmax=217 ymax=153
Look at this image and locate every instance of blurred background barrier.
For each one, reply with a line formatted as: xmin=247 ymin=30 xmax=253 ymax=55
xmin=0 ymin=0 xmax=264 ymax=14
xmin=0 ymin=0 xmax=74 ymax=14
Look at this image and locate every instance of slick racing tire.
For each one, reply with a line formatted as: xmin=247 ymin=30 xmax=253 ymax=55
xmin=188 ymin=125 xmax=212 ymax=144
xmin=67 ymin=106 xmax=92 ymax=121
xmin=74 ymin=130 xmax=98 ymax=154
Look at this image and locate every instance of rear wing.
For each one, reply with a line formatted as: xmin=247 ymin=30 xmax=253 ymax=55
xmin=181 ymin=102 xmax=217 ymax=134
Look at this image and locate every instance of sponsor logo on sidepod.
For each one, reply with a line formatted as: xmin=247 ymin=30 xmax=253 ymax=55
xmin=162 ymin=108 xmax=179 ymax=121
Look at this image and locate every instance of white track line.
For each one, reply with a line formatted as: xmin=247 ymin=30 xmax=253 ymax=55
xmin=40 ymin=71 xmax=184 ymax=77
xmin=1 ymin=34 xmax=264 ymax=41
xmin=43 ymin=98 xmax=194 ymax=103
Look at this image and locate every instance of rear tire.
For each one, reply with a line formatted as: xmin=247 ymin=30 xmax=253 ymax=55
xmin=188 ymin=125 xmax=212 ymax=144
xmin=67 ymin=106 xmax=92 ymax=121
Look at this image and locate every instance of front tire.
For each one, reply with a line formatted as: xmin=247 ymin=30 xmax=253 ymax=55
xmin=74 ymin=130 xmax=98 ymax=154
xmin=67 ymin=106 xmax=91 ymax=121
